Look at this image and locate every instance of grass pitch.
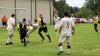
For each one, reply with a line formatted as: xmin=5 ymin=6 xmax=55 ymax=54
xmin=0 ymin=24 xmax=100 ymax=56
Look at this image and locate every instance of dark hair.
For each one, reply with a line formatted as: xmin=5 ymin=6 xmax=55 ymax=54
xmin=23 ymin=18 xmax=26 ymax=22
xmin=64 ymin=12 xmax=70 ymax=17
xmin=11 ymin=14 xmax=15 ymax=17
xmin=34 ymin=19 xmax=37 ymax=22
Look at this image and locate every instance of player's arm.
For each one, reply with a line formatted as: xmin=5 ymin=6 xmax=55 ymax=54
xmin=59 ymin=21 xmax=63 ymax=33
xmin=71 ymin=21 xmax=75 ymax=36
xmin=55 ymin=24 xmax=58 ymax=32
xmin=72 ymin=26 xmax=75 ymax=35
xmin=11 ymin=19 xmax=15 ymax=28
xmin=38 ymin=18 xmax=41 ymax=26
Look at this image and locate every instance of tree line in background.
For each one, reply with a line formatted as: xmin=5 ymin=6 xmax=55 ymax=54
xmin=53 ymin=0 xmax=100 ymax=19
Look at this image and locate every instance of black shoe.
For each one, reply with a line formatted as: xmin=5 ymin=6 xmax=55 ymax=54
xmin=57 ymin=51 xmax=64 ymax=55
xmin=9 ymin=42 xmax=13 ymax=45
xmin=6 ymin=43 xmax=9 ymax=45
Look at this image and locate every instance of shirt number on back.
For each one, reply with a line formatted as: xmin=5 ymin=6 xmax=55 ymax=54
xmin=66 ymin=22 xmax=69 ymax=28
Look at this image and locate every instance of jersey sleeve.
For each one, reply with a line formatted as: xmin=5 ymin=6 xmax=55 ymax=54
xmin=38 ymin=17 xmax=41 ymax=25
xmin=71 ymin=19 xmax=74 ymax=26
xmin=59 ymin=19 xmax=64 ymax=29
xmin=11 ymin=18 xmax=15 ymax=25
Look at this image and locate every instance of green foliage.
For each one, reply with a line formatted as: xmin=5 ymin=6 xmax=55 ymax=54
xmin=85 ymin=0 xmax=100 ymax=15
xmin=75 ymin=7 xmax=94 ymax=18
xmin=69 ymin=7 xmax=80 ymax=14
xmin=53 ymin=0 xmax=69 ymax=18
xmin=53 ymin=0 xmax=80 ymax=18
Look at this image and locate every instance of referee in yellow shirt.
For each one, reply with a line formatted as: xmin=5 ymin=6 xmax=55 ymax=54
xmin=93 ymin=16 xmax=99 ymax=33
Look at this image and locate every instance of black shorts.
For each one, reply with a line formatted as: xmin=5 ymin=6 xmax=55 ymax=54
xmin=20 ymin=33 xmax=27 ymax=40
xmin=38 ymin=26 xmax=48 ymax=33
xmin=2 ymin=22 xmax=7 ymax=26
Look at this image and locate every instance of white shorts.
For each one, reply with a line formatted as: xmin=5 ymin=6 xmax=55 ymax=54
xmin=7 ymin=27 xmax=14 ymax=35
xmin=59 ymin=33 xmax=72 ymax=43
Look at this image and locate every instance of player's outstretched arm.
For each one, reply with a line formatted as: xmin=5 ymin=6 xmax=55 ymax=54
xmin=72 ymin=26 xmax=75 ymax=36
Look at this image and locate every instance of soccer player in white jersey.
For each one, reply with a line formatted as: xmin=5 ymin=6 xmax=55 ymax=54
xmin=6 ymin=14 xmax=15 ymax=45
xmin=57 ymin=12 xmax=75 ymax=55
xmin=27 ymin=19 xmax=39 ymax=38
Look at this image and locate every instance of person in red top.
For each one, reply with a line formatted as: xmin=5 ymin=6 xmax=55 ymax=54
xmin=2 ymin=15 xmax=8 ymax=29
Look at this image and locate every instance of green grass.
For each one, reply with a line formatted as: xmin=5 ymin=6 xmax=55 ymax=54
xmin=0 ymin=24 xmax=100 ymax=56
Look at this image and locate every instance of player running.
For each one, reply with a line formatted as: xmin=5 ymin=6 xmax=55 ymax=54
xmin=56 ymin=12 xmax=75 ymax=55
xmin=17 ymin=18 xmax=28 ymax=47
xmin=93 ymin=15 xmax=99 ymax=33
xmin=38 ymin=14 xmax=51 ymax=43
xmin=26 ymin=19 xmax=39 ymax=40
xmin=27 ymin=19 xmax=39 ymax=37
xmin=6 ymin=14 xmax=15 ymax=45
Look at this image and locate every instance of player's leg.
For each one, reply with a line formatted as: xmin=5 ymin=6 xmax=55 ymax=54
xmin=6 ymin=34 xmax=13 ymax=45
xmin=95 ymin=24 xmax=98 ymax=32
xmin=23 ymin=37 xmax=27 ymax=47
xmin=2 ymin=22 xmax=4 ymax=29
xmin=94 ymin=24 xmax=98 ymax=32
xmin=4 ymin=22 xmax=6 ymax=29
xmin=38 ymin=27 xmax=45 ymax=41
xmin=20 ymin=34 xmax=27 ymax=47
xmin=26 ymin=26 xmax=34 ymax=42
xmin=6 ymin=29 xmax=13 ymax=45
xmin=20 ymin=34 xmax=24 ymax=43
xmin=44 ymin=26 xmax=51 ymax=43
xmin=57 ymin=35 xmax=65 ymax=55
xmin=24 ymin=32 xmax=28 ymax=47
xmin=4 ymin=22 xmax=7 ymax=29
xmin=66 ymin=36 xmax=71 ymax=55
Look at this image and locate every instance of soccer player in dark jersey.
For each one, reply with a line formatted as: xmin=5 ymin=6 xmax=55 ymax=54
xmin=17 ymin=18 xmax=28 ymax=47
xmin=38 ymin=14 xmax=51 ymax=43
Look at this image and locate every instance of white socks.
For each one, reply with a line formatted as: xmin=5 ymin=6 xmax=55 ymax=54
xmin=67 ymin=49 xmax=71 ymax=54
xmin=7 ymin=37 xmax=12 ymax=43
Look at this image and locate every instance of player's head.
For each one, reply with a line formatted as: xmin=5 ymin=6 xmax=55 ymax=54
xmin=23 ymin=18 xmax=26 ymax=22
xmin=64 ymin=12 xmax=70 ymax=17
xmin=34 ymin=19 xmax=37 ymax=23
xmin=39 ymin=14 xmax=42 ymax=17
xmin=11 ymin=14 xmax=15 ymax=17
